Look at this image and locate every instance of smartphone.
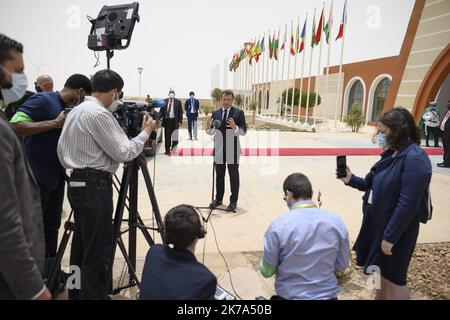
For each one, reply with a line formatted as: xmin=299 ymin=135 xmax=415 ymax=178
xmin=336 ymin=155 xmax=347 ymax=178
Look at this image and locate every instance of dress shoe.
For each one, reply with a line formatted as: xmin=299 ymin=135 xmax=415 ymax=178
xmin=437 ymin=163 xmax=450 ymax=168
xmin=434 ymin=145 xmax=440 ymax=148
xmin=209 ymin=199 xmax=223 ymax=209
xmin=226 ymin=203 xmax=237 ymax=212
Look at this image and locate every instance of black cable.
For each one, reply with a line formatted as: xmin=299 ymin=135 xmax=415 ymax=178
xmin=209 ymin=217 xmax=242 ymax=300
xmin=93 ymin=51 xmax=100 ymax=68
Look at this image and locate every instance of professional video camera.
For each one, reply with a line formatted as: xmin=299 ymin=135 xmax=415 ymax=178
xmin=113 ymin=101 xmax=159 ymax=138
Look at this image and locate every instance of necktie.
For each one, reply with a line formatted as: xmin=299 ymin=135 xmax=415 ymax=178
xmin=223 ymin=109 xmax=228 ymax=122
xmin=191 ymin=99 xmax=194 ymax=112
xmin=168 ymin=99 xmax=173 ymax=116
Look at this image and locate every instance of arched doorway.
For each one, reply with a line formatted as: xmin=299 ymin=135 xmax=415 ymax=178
xmin=343 ymin=77 xmax=366 ymax=120
xmin=348 ymin=81 xmax=364 ymax=109
xmin=265 ymin=90 xmax=270 ymax=110
xmin=258 ymin=90 xmax=262 ymax=114
xmin=413 ymin=44 xmax=450 ymax=122
xmin=371 ymin=77 xmax=392 ymax=122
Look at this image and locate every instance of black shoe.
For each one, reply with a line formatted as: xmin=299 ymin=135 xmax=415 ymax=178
xmin=434 ymin=145 xmax=440 ymax=148
xmin=226 ymin=203 xmax=237 ymax=212
xmin=437 ymin=163 xmax=450 ymax=168
xmin=426 ymin=144 xmax=430 ymax=147
xmin=209 ymin=199 xmax=223 ymax=209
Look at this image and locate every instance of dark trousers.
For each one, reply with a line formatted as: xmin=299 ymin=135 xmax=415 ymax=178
xmin=215 ymin=163 xmax=239 ymax=204
xmin=67 ymin=169 xmax=113 ymax=300
xmin=187 ymin=116 xmax=198 ymax=139
xmin=39 ymin=174 xmax=65 ymax=258
xmin=164 ymin=119 xmax=179 ymax=153
xmin=425 ymin=125 xmax=439 ymax=146
xmin=443 ymin=130 xmax=450 ymax=166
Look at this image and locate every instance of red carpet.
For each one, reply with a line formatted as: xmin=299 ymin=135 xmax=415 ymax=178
xmin=177 ymin=148 xmax=444 ymax=157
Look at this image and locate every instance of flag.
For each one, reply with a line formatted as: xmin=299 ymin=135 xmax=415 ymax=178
xmin=311 ymin=11 xmax=318 ymax=47
xmin=324 ymin=0 xmax=333 ymax=44
xmin=336 ymin=0 xmax=347 ymax=41
xmin=260 ymin=36 xmax=265 ymax=53
xmin=280 ymin=28 xmax=286 ymax=50
xmin=255 ymin=38 xmax=262 ymax=63
xmin=315 ymin=7 xmax=324 ymax=44
xmin=298 ymin=17 xmax=306 ymax=53
xmin=274 ymin=31 xmax=280 ymax=60
xmin=269 ymin=32 xmax=273 ymax=59
xmin=248 ymin=41 xmax=256 ymax=65
xmin=290 ymin=24 xmax=296 ymax=56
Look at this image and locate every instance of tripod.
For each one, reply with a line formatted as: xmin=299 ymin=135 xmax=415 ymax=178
xmin=47 ymin=154 xmax=165 ymax=297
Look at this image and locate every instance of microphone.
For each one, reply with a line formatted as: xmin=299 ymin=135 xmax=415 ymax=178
xmin=212 ymin=119 xmax=222 ymax=129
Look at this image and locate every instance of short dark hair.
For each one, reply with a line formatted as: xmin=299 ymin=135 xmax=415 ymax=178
xmin=164 ymin=205 xmax=201 ymax=249
xmin=189 ymin=91 xmax=195 ymax=95
xmin=91 ymin=69 xmax=124 ymax=93
xmin=221 ymin=90 xmax=234 ymax=99
xmin=64 ymin=74 xmax=92 ymax=95
xmin=283 ymin=173 xmax=313 ymax=200
xmin=379 ymin=107 xmax=421 ymax=149
xmin=0 ymin=34 xmax=23 ymax=65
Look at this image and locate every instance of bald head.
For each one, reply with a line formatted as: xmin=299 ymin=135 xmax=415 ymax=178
xmin=35 ymin=75 xmax=53 ymax=92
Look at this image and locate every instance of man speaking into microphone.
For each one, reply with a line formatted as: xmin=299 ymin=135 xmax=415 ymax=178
xmin=206 ymin=90 xmax=247 ymax=213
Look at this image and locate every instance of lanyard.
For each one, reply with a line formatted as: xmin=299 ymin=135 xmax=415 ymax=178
xmin=292 ymin=203 xmax=317 ymax=210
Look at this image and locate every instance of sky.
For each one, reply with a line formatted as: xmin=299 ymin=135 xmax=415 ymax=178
xmin=0 ymin=0 xmax=415 ymax=99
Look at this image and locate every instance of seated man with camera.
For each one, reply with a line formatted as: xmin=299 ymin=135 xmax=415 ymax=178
xmin=57 ymin=69 xmax=156 ymax=300
xmin=260 ymin=173 xmax=350 ymax=300
xmin=139 ymin=205 xmax=217 ymax=300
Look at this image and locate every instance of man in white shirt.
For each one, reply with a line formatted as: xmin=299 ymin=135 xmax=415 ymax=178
xmin=57 ymin=69 xmax=155 ymax=300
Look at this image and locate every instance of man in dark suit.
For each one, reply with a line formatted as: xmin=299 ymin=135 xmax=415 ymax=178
xmin=0 ymin=33 xmax=50 ymax=300
xmin=140 ymin=205 xmax=217 ymax=300
xmin=206 ymin=90 xmax=247 ymax=212
xmin=160 ymin=89 xmax=182 ymax=155
xmin=185 ymin=91 xmax=200 ymax=140
xmin=438 ymin=100 xmax=450 ymax=168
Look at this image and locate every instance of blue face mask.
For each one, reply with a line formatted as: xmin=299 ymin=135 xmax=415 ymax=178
xmin=376 ymin=133 xmax=391 ymax=150
xmin=0 ymin=66 xmax=28 ymax=104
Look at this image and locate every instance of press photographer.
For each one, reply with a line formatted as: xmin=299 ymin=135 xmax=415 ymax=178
xmin=57 ymin=69 xmax=156 ymax=300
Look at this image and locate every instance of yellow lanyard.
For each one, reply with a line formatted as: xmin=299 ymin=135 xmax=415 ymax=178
xmin=292 ymin=203 xmax=317 ymax=210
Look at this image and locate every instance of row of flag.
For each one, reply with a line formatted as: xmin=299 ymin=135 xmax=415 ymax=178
xmin=229 ymin=0 xmax=347 ymax=72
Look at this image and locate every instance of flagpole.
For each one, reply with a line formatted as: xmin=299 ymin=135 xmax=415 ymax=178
xmin=305 ymin=8 xmax=317 ymax=125
xmin=313 ymin=4 xmax=325 ymax=128
xmin=274 ymin=26 xmax=281 ymax=118
xmin=265 ymin=29 xmax=271 ymax=115
xmin=279 ymin=24 xmax=287 ymax=118
xmin=324 ymin=0 xmax=333 ymax=120
xmin=261 ymin=33 xmax=266 ymax=115
xmin=284 ymin=20 xmax=293 ymax=121
xmin=335 ymin=0 xmax=347 ymax=127
xmin=290 ymin=17 xmax=300 ymax=122
xmin=297 ymin=12 xmax=308 ymax=123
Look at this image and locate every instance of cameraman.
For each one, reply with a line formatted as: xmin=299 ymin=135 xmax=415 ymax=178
xmin=57 ymin=69 xmax=156 ymax=300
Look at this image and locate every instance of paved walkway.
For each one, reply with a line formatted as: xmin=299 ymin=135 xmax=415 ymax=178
xmin=58 ymin=125 xmax=450 ymax=299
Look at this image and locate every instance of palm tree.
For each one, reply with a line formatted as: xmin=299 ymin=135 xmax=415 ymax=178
xmin=211 ymin=88 xmax=222 ymax=107
xmin=234 ymin=94 xmax=243 ymax=109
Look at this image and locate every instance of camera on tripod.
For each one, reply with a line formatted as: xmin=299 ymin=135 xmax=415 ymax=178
xmin=113 ymin=101 xmax=159 ymax=138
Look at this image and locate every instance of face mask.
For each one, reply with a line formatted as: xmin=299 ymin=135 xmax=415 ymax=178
xmin=190 ymin=95 xmax=195 ymax=99
xmin=169 ymin=93 xmax=175 ymax=99
xmin=375 ymin=133 xmax=391 ymax=150
xmin=0 ymin=67 xmax=28 ymax=104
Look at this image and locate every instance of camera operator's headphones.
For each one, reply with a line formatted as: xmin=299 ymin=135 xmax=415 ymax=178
xmin=194 ymin=207 xmax=207 ymax=239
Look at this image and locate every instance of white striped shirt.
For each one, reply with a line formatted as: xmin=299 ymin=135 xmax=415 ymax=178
xmin=57 ymin=96 xmax=149 ymax=173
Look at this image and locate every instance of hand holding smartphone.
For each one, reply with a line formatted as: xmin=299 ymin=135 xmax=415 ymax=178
xmin=336 ymin=155 xmax=347 ymax=178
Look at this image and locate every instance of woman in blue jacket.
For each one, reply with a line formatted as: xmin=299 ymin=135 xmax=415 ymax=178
xmin=338 ymin=107 xmax=432 ymax=300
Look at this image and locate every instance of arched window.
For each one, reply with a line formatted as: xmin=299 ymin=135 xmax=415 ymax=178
xmin=258 ymin=91 xmax=262 ymax=112
xmin=265 ymin=91 xmax=270 ymax=109
xmin=371 ymin=78 xmax=391 ymax=122
xmin=348 ymin=80 xmax=364 ymax=109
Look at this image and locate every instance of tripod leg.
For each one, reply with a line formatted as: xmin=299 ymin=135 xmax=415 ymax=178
xmin=116 ymin=236 xmax=141 ymax=291
xmin=128 ymin=161 xmax=138 ymax=283
xmin=138 ymin=156 xmax=166 ymax=243
xmin=47 ymin=212 xmax=74 ymax=297
xmin=108 ymin=163 xmax=132 ymax=294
